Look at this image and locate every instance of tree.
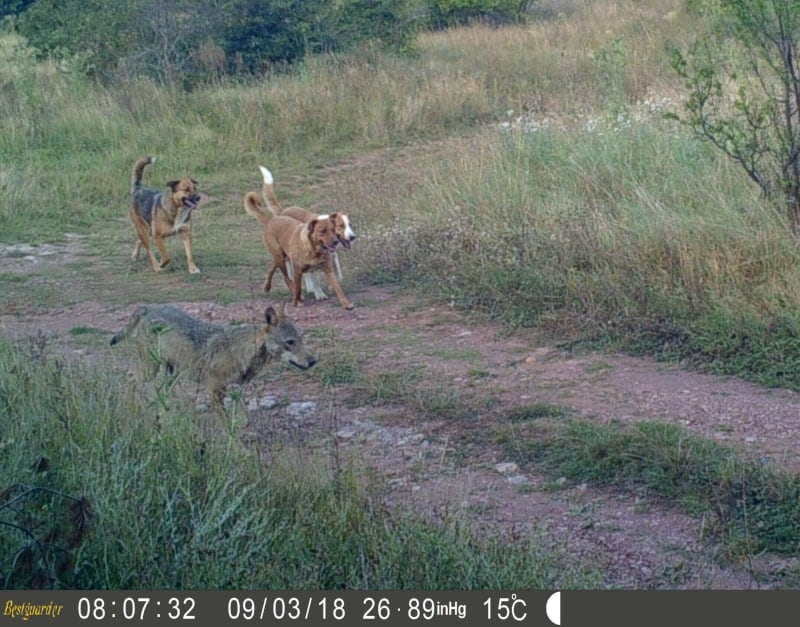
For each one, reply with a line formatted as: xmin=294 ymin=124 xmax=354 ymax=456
xmin=13 ymin=0 xmax=421 ymax=83
xmin=426 ymin=0 xmax=534 ymax=29
xmin=0 ymin=0 xmax=35 ymax=20
xmin=671 ymin=0 xmax=800 ymax=234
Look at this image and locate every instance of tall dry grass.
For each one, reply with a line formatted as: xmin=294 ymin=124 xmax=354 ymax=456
xmin=417 ymin=0 xmax=690 ymax=114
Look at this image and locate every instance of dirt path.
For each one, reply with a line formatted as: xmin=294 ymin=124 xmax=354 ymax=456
xmin=2 ymin=279 xmax=800 ymax=589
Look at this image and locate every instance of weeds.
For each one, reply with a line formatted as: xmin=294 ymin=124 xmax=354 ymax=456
xmin=0 ymin=341 xmax=595 ymax=589
xmin=499 ymin=418 xmax=800 ymax=556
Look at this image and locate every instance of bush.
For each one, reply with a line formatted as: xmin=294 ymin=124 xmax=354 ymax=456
xmin=426 ymin=0 xmax=534 ymax=28
xmin=11 ymin=0 xmax=422 ymax=85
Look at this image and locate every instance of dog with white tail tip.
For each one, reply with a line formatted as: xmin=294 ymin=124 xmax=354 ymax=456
xmin=244 ymin=166 xmax=355 ymax=310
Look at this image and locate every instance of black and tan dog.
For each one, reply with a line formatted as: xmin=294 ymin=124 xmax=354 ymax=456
xmin=128 ymin=156 xmax=202 ymax=274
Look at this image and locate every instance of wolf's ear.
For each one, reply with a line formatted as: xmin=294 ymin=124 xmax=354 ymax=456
xmin=166 ymin=180 xmax=179 ymax=190
xmin=266 ymin=304 xmax=286 ymax=325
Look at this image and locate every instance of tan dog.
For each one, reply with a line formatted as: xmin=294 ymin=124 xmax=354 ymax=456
xmin=244 ymin=186 xmax=355 ymax=310
xmin=128 ymin=156 xmax=201 ymax=274
xmin=259 ymin=166 xmax=356 ymax=301
xmin=110 ymin=303 xmax=316 ymax=407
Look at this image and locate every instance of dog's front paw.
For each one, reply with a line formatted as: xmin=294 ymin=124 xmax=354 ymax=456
xmin=188 ymin=265 xmax=201 ymax=274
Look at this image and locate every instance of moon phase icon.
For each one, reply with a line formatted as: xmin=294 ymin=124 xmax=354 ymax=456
xmin=546 ymin=591 xmax=561 ymax=625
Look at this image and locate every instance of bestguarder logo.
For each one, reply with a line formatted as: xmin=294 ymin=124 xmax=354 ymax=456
xmin=3 ymin=600 xmax=64 ymax=620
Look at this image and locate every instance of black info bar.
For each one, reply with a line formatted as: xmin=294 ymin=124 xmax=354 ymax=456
xmin=1 ymin=590 xmax=793 ymax=627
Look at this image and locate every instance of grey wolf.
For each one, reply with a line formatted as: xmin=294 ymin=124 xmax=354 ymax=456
xmin=258 ymin=166 xmax=356 ymax=301
xmin=129 ymin=156 xmax=202 ymax=274
xmin=244 ymin=183 xmax=355 ymax=310
xmin=110 ymin=303 xmax=316 ymax=407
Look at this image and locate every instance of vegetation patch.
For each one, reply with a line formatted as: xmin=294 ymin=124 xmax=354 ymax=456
xmin=0 ymin=340 xmax=597 ymax=589
xmin=498 ymin=418 xmax=800 ymax=556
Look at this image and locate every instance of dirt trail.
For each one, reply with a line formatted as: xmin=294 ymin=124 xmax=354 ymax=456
xmin=2 ymin=281 xmax=800 ymax=589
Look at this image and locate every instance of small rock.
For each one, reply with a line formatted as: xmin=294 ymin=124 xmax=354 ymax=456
xmin=259 ymin=395 xmax=278 ymax=409
xmin=286 ymin=401 xmax=316 ymax=420
xmin=398 ymin=433 xmax=426 ymax=446
xmin=495 ymin=462 xmax=519 ymax=475
xmin=336 ymin=427 xmax=358 ymax=440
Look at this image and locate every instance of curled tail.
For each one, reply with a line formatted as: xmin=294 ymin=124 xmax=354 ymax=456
xmin=244 ymin=191 xmax=274 ymax=226
xmin=109 ymin=306 xmax=147 ymax=346
xmin=258 ymin=165 xmax=285 ymax=215
xmin=131 ymin=156 xmax=155 ymax=195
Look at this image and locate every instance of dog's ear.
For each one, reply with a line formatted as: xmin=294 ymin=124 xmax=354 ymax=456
xmin=307 ymin=218 xmax=318 ymax=233
xmin=166 ymin=180 xmax=179 ymax=190
xmin=265 ymin=306 xmax=279 ymax=326
xmin=191 ymin=179 xmax=199 ymax=186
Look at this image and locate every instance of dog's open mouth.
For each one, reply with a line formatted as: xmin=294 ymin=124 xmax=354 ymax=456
xmin=339 ymin=238 xmax=352 ymax=250
xmin=182 ymin=196 xmax=200 ymax=210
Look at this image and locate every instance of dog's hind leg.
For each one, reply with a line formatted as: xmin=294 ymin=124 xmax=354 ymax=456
xmin=264 ymin=262 xmax=277 ymax=292
xmin=130 ymin=211 xmax=160 ymax=270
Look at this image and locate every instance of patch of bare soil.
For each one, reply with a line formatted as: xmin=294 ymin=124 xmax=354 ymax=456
xmin=3 ymin=281 xmax=800 ymax=589
xmin=0 ymin=235 xmax=85 ymax=275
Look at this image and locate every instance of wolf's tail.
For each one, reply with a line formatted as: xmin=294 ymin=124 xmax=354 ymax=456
xmin=258 ymin=166 xmax=285 ymax=215
xmin=244 ymin=191 xmax=273 ymax=226
xmin=109 ymin=306 xmax=147 ymax=346
xmin=131 ymin=156 xmax=155 ymax=195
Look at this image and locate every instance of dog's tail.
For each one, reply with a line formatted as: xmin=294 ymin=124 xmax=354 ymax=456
xmin=244 ymin=191 xmax=273 ymax=226
xmin=258 ymin=166 xmax=285 ymax=215
xmin=109 ymin=306 xmax=147 ymax=346
xmin=131 ymin=156 xmax=155 ymax=195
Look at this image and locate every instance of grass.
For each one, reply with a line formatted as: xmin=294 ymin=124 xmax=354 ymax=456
xmin=504 ymin=404 xmax=572 ymax=422
xmin=0 ymin=339 xmax=598 ymax=589
xmin=351 ymin=120 xmax=800 ymax=388
xmin=4 ymin=0 xmax=800 ymax=589
xmin=498 ymin=417 xmax=800 ymax=558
